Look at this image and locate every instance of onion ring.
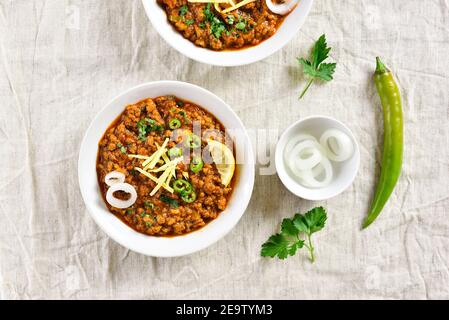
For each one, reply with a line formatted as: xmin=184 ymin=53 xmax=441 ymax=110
xmin=294 ymin=157 xmax=333 ymax=188
xmin=106 ymin=183 xmax=137 ymax=209
xmin=320 ymin=129 xmax=354 ymax=162
xmin=105 ymin=171 xmax=126 ymax=186
xmin=266 ymin=0 xmax=299 ymax=16
xmin=284 ymin=134 xmax=318 ymax=155
xmin=289 ymin=140 xmax=323 ymax=171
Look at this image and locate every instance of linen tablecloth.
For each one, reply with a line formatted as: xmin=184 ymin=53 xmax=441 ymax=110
xmin=1 ymin=0 xmax=448 ymax=299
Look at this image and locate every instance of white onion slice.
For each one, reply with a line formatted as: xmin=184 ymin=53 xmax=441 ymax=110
xmin=294 ymin=157 xmax=333 ymax=188
xmin=320 ymin=129 xmax=354 ymax=162
xmin=106 ymin=183 xmax=137 ymax=209
xmin=266 ymin=0 xmax=299 ymax=15
xmin=284 ymin=134 xmax=318 ymax=155
xmin=105 ymin=171 xmax=126 ymax=186
xmin=290 ymin=140 xmax=323 ymax=171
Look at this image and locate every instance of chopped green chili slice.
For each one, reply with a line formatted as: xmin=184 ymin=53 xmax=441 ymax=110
xmin=169 ymin=118 xmax=182 ymax=130
xmin=190 ymin=156 xmax=204 ymax=173
xmin=168 ymin=147 xmax=183 ymax=158
xmin=185 ymin=133 xmax=201 ymax=149
xmin=181 ymin=191 xmax=197 ymax=204
xmin=173 ymin=179 xmax=193 ymax=195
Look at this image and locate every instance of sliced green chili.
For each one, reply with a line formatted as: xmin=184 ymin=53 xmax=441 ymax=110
xmin=173 ymin=179 xmax=193 ymax=195
xmin=144 ymin=201 xmax=154 ymax=209
xmin=363 ymin=57 xmax=403 ymax=229
xmin=185 ymin=133 xmax=201 ymax=149
xmin=169 ymin=118 xmax=182 ymax=129
xmin=168 ymin=147 xmax=183 ymax=158
xmin=181 ymin=191 xmax=197 ymax=203
xmin=190 ymin=156 xmax=204 ymax=173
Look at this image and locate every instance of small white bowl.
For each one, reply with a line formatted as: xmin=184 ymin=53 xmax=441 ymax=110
xmin=78 ymin=81 xmax=255 ymax=257
xmin=142 ymin=0 xmax=314 ymax=66
xmin=275 ymin=116 xmax=360 ymax=200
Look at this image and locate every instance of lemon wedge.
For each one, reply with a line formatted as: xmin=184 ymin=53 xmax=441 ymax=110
xmin=208 ymin=140 xmax=235 ymax=187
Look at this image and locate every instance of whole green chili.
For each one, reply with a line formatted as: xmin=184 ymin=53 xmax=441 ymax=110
xmin=363 ymin=57 xmax=403 ymax=229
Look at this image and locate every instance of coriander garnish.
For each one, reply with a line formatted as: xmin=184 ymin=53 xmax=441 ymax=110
xmin=117 ymin=143 xmax=127 ymax=154
xmin=261 ymin=207 xmax=327 ymax=262
xmin=298 ymin=34 xmax=337 ymax=99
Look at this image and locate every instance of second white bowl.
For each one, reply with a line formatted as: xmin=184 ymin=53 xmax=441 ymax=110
xmin=142 ymin=0 xmax=314 ymax=66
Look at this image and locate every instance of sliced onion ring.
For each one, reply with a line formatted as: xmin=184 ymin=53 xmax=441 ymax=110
xmin=105 ymin=171 xmax=126 ymax=186
xmin=106 ymin=183 xmax=137 ymax=209
xmin=320 ymin=129 xmax=354 ymax=162
xmin=289 ymin=140 xmax=323 ymax=171
xmin=266 ymin=0 xmax=299 ymax=16
xmin=284 ymin=134 xmax=318 ymax=155
xmin=293 ymin=157 xmax=333 ymax=188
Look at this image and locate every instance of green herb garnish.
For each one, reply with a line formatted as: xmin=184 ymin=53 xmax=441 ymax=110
xmin=235 ymin=20 xmax=246 ymax=31
xmin=203 ymin=4 xmax=227 ymax=39
xmin=185 ymin=19 xmax=195 ymax=26
xmin=126 ymin=209 xmax=134 ymax=215
xmin=178 ymin=111 xmax=190 ymax=124
xmin=160 ymin=194 xmax=179 ymax=208
xmin=137 ymin=118 xmax=163 ymax=141
xmin=117 ymin=143 xmax=127 ymax=154
xmin=298 ymin=34 xmax=336 ymax=99
xmin=227 ymin=15 xmax=235 ymax=25
xmin=144 ymin=201 xmax=155 ymax=209
xmin=179 ymin=5 xmax=188 ymax=16
xmin=261 ymin=207 xmax=327 ymax=262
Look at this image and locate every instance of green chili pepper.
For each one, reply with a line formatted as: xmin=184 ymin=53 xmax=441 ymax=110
xmin=168 ymin=147 xmax=182 ymax=158
xmin=363 ymin=57 xmax=403 ymax=229
xmin=181 ymin=191 xmax=197 ymax=203
xmin=185 ymin=133 xmax=201 ymax=149
xmin=173 ymin=179 xmax=193 ymax=195
xmin=190 ymin=156 xmax=204 ymax=173
xmin=169 ymin=118 xmax=182 ymax=129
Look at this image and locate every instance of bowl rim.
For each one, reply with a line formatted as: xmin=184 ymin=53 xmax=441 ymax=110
xmin=275 ymin=115 xmax=361 ymax=200
xmin=78 ymin=81 xmax=255 ymax=257
xmin=142 ymin=0 xmax=314 ymax=67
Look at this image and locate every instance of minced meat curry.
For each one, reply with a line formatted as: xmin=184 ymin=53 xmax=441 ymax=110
xmin=97 ymin=96 xmax=235 ymax=236
xmin=157 ymin=0 xmax=290 ymax=51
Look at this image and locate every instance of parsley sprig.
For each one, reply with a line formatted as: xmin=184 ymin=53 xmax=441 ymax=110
xmin=298 ymin=34 xmax=336 ymax=99
xmin=261 ymin=207 xmax=327 ymax=262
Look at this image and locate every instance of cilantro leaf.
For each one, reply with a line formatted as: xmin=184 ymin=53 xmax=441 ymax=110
xmin=235 ymin=21 xmax=246 ymax=31
xmin=117 ymin=143 xmax=127 ymax=154
xmin=179 ymin=5 xmax=188 ymax=17
xmin=261 ymin=207 xmax=327 ymax=262
xmin=136 ymin=118 xmax=163 ymax=141
xmin=160 ymin=194 xmax=179 ymax=208
xmin=203 ymin=4 xmax=228 ymax=39
xmin=303 ymin=206 xmax=327 ymax=233
xmin=261 ymin=234 xmax=304 ymax=260
xmin=281 ymin=218 xmax=299 ymax=236
xmin=298 ymin=34 xmax=336 ymax=99
xmin=312 ymin=34 xmax=331 ymax=68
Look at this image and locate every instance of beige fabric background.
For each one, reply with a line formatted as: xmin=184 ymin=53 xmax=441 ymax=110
xmin=0 ymin=0 xmax=448 ymax=300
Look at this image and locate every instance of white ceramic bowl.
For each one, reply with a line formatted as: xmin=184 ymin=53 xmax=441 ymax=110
xmin=78 ymin=81 xmax=255 ymax=257
xmin=142 ymin=0 xmax=314 ymax=66
xmin=275 ymin=116 xmax=360 ymax=200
